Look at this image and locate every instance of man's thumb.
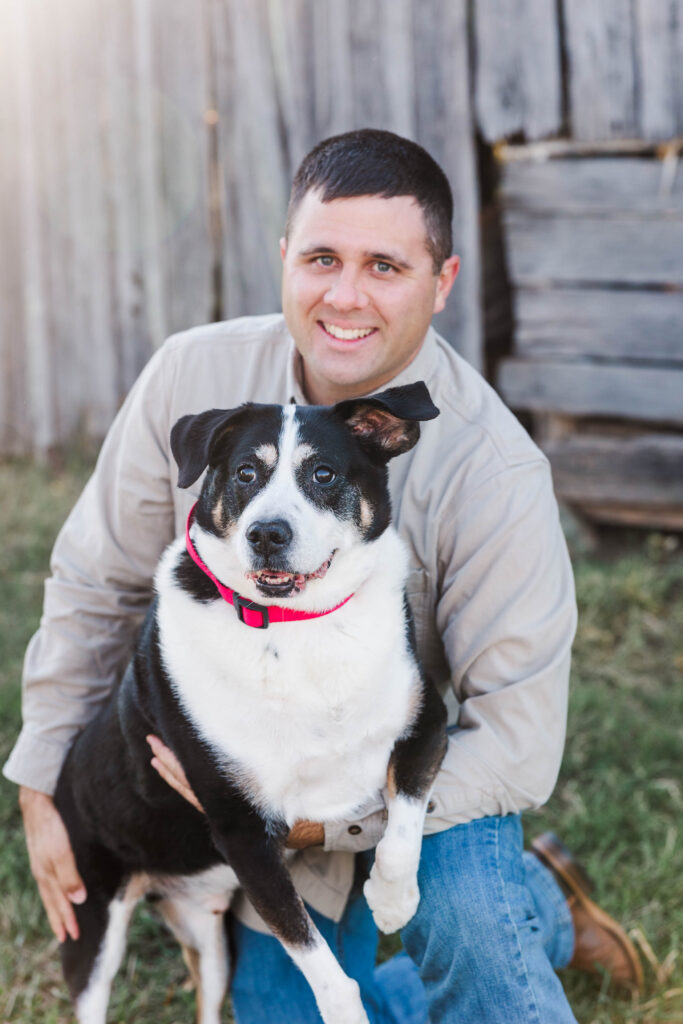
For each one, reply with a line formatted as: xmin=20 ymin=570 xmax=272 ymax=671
xmin=56 ymin=854 xmax=87 ymax=904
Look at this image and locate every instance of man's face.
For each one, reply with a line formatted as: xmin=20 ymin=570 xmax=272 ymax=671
xmin=280 ymin=191 xmax=459 ymax=405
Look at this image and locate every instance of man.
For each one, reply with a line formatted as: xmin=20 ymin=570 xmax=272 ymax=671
xmin=6 ymin=129 xmax=641 ymax=1022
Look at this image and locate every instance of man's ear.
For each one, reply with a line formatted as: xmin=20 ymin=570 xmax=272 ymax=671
xmin=433 ymin=254 xmax=460 ymax=315
xmin=170 ymin=406 xmax=246 ymax=488
xmin=335 ymin=382 xmax=439 ymax=463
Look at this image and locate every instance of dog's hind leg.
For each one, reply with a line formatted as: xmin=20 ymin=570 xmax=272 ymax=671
xmin=156 ymin=895 xmax=229 ymax=1024
xmin=65 ymin=879 xmax=139 ymax=1024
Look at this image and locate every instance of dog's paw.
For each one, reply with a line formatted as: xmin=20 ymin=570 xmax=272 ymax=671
xmin=322 ymin=1005 xmax=370 ymax=1024
xmin=363 ymin=870 xmax=420 ymax=934
xmin=317 ymin=977 xmax=369 ymax=1024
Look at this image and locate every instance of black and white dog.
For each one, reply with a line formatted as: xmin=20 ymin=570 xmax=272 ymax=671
xmin=54 ymin=381 xmax=447 ymax=1024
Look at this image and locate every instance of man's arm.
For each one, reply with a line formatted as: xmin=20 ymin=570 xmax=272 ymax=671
xmin=424 ymin=458 xmax=577 ymax=831
xmin=4 ymin=346 xmax=177 ymax=794
xmin=5 ymin=344 xmax=180 ymax=939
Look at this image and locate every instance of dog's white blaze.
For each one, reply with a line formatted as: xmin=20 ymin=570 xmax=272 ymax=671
xmin=158 ymin=527 xmax=418 ymax=827
xmin=233 ymin=406 xmax=341 ymax=575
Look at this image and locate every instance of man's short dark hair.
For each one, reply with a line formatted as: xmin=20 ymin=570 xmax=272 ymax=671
xmin=286 ymin=129 xmax=453 ymax=273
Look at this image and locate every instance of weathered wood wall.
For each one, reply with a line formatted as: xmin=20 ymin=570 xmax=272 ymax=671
xmin=0 ymin=0 xmax=480 ymax=457
xmin=475 ymin=0 xmax=683 ymax=529
xmin=2 ymin=0 xmax=683 ymax=475
xmin=475 ymin=0 xmax=683 ymax=143
xmin=498 ymin=151 xmax=683 ymax=528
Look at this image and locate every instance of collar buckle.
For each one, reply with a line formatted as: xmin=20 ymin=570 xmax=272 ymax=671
xmin=233 ymin=592 xmax=270 ymax=629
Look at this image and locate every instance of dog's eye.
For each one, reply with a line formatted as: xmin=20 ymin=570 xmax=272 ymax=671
xmin=313 ymin=465 xmax=336 ymax=485
xmin=236 ymin=464 xmax=256 ymax=484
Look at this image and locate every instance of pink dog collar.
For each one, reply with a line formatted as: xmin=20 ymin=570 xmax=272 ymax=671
xmin=185 ymin=503 xmax=353 ymax=629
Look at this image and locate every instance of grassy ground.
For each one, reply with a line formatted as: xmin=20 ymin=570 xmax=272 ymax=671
xmin=0 ymin=457 xmax=681 ymax=1023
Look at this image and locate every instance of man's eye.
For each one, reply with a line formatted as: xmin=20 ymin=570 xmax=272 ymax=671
xmin=236 ymin=464 xmax=256 ymax=483
xmin=374 ymin=261 xmax=393 ymax=274
xmin=315 ymin=255 xmax=335 ymax=267
xmin=313 ymin=466 xmax=336 ymax=485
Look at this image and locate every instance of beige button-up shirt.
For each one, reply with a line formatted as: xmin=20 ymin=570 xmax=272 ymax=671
xmin=4 ymin=314 xmax=576 ymax=932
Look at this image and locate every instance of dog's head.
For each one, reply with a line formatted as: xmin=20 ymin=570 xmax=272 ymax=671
xmin=171 ymin=382 xmax=438 ymax=603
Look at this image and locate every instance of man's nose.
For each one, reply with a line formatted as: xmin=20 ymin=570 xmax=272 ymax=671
xmin=324 ymin=268 xmax=369 ymax=311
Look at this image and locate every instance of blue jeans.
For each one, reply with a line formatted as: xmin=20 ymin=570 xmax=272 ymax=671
xmin=229 ymin=815 xmax=578 ymax=1023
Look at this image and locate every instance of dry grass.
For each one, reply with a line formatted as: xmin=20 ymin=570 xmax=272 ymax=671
xmin=1 ymin=457 xmax=681 ymax=1022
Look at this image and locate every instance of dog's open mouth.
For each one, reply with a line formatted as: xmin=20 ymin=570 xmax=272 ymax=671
xmin=246 ymin=552 xmax=336 ymax=598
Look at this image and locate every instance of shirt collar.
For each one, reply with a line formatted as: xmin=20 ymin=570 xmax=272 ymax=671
xmin=284 ymin=326 xmax=440 ymax=407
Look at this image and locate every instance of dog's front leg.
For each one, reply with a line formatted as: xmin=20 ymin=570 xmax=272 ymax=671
xmin=209 ymin=820 xmax=369 ymax=1024
xmin=364 ymin=676 xmax=447 ymax=934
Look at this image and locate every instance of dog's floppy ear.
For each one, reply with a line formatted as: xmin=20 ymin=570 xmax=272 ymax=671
xmin=335 ymin=382 xmax=439 ymax=463
xmin=171 ymin=406 xmax=246 ymax=488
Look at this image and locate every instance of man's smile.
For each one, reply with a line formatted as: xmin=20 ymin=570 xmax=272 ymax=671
xmin=318 ymin=321 xmax=378 ymax=343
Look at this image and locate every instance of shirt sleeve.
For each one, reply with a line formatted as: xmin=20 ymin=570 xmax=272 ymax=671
xmin=3 ymin=345 xmax=178 ymax=795
xmin=423 ymin=459 xmax=577 ymax=833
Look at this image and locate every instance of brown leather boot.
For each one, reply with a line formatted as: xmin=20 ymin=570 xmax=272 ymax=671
xmin=531 ymin=832 xmax=644 ymax=991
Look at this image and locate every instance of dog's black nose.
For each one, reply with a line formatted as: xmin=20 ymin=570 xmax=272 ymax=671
xmin=246 ymin=519 xmax=293 ymax=556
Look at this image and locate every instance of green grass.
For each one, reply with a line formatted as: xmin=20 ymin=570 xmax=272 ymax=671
xmin=1 ymin=457 xmax=681 ymax=1023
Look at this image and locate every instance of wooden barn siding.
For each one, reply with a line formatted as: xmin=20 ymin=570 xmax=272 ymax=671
xmin=0 ymin=0 xmax=481 ymax=457
xmin=3 ymin=0 xmax=683 ymax=456
xmin=476 ymin=0 xmax=683 ymax=143
xmin=498 ymin=153 xmax=683 ymax=524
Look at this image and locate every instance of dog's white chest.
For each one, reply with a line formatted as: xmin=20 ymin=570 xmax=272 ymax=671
xmin=157 ymin=541 xmax=418 ymax=826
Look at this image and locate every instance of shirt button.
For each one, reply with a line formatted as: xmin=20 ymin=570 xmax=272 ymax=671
xmin=348 ymin=825 xmax=362 ymax=835
xmin=427 ymin=800 xmax=436 ymax=813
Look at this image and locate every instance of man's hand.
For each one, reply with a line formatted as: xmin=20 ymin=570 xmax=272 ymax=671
xmin=146 ymin=734 xmax=205 ymax=813
xmin=286 ymin=819 xmax=325 ymax=849
xmin=19 ymin=787 xmax=86 ymax=943
xmin=146 ymin=734 xmax=324 ymax=848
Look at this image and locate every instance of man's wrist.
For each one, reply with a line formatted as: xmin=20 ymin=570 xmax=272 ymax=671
xmin=19 ymin=785 xmax=53 ymax=811
xmin=286 ymin=820 xmax=325 ymax=849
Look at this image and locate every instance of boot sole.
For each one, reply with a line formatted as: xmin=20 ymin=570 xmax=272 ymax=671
xmin=530 ymin=832 xmax=644 ymax=991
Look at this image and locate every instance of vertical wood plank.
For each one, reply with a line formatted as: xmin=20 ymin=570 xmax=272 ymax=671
xmin=413 ymin=0 xmax=483 ymax=368
xmin=0 ymin=0 xmax=29 ymax=453
xmin=562 ymin=0 xmax=638 ymax=140
xmin=58 ymin=0 xmax=119 ymax=439
xmin=131 ymin=0 xmax=214 ymax=346
xmin=348 ymin=0 xmax=416 ymax=136
xmin=101 ymin=0 xmax=153 ymax=396
xmin=133 ymin=0 xmax=166 ymax=348
xmin=377 ymin=0 xmax=416 ymax=138
xmin=15 ymin=0 xmax=60 ymax=456
xmin=474 ymin=0 xmax=562 ymax=141
xmin=349 ymin=0 xmax=391 ymax=129
xmin=312 ymin=1 xmax=354 ymax=139
xmin=153 ymin=0 xmax=214 ymax=337
xmin=267 ymin=0 xmax=318 ymax=174
xmin=313 ymin=0 xmax=416 ymax=139
xmin=211 ymin=0 xmax=290 ymax=318
xmin=635 ymin=0 xmax=683 ymax=139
